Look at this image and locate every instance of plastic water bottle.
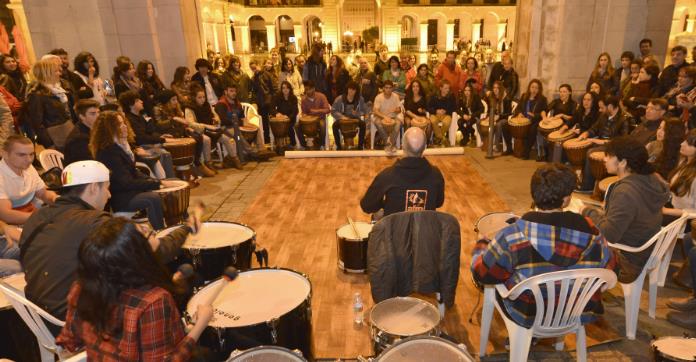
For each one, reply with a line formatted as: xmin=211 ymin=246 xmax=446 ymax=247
xmin=353 ymin=292 xmax=364 ymax=325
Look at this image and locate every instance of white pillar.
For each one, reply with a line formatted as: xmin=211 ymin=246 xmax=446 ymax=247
xmin=688 ymin=18 xmax=695 ymax=33
xmin=446 ymin=23 xmax=455 ymax=51
xmin=419 ymin=23 xmax=428 ymax=52
xmin=266 ymin=24 xmax=276 ymax=50
xmin=293 ymin=24 xmax=303 ymax=53
xmin=212 ymin=25 xmax=220 ymax=53
xmin=472 ymin=22 xmax=481 ymax=46
xmin=497 ymin=22 xmax=506 ymax=44
xmin=239 ymin=25 xmax=250 ymax=53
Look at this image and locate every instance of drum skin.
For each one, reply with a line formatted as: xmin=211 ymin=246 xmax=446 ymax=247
xmin=187 ymin=268 xmax=313 ymax=361
xmin=240 ymin=125 xmax=259 ymax=145
xmin=336 ymin=222 xmax=372 ymax=273
xmin=369 ymin=297 xmax=441 ymax=354
xmin=374 ymin=336 xmax=474 ymax=362
xmin=538 ymin=118 xmax=563 ymax=136
xmin=589 ymin=151 xmax=608 ymax=181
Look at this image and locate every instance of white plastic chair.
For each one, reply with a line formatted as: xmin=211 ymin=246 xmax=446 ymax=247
xmin=448 ymin=111 xmax=459 ymax=147
xmin=134 ymin=161 xmax=154 ymax=178
xmin=38 ymin=149 xmax=64 ymax=170
xmin=0 ymin=280 xmax=87 ymax=361
xmin=609 ymin=212 xmax=690 ymax=339
xmin=479 ymin=269 xmax=617 ymax=362
xmin=474 ymin=99 xmax=489 ymax=148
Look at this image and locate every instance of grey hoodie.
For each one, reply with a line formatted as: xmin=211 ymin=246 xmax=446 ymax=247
xmin=585 ymin=173 xmax=670 ymax=267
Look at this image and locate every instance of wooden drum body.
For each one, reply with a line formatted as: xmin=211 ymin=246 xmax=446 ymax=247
xmin=240 ymin=125 xmax=259 ymax=145
xmin=410 ymin=117 xmax=431 ymax=141
xmin=598 ymin=176 xmax=619 ymax=201
xmin=508 ymin=115 xmax=531 ymax=158
xmin=339 ymin=118 xmax=360 ymax=148
xmin=479 ymin=119 xmax=490 ymax=151
xmin=562 ymin=137 xmax=592 ymax=168
xmin=589 ymin=151 xmax=608 ymax=200
xmin=163 ymin=137 xmax=196 ymax=180
xmin=299 ymin=115 xmax=320 ymax=149
xmin=270 ymin=116 xmax=292 ymax=153
xmin=153 ymin=180 xmax=191 ymax=227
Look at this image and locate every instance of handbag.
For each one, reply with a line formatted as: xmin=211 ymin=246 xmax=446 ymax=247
xmin=45 ymin=120 xmax=74 ymax=150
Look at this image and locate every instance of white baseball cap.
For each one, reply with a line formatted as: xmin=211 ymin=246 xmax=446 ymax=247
xmin=61 ymin=160 xmax=110 ymax=187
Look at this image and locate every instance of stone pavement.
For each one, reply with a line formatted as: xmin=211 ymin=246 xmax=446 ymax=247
xmin=189 ymin=152 xmax=693 ymax=361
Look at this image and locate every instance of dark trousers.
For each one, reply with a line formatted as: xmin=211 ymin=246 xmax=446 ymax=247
xmin=258 ymin=105 xmax=271 ymax=144
xmin=580 ymin=145 xmax=607 ymax=190
xmin=527 ymin=121 xmax=540 ymax=157
xmin=188 ymin=131 xmax=204 ymax=166
xmin=457 ymin=116 xmax=477 ymax=144
xmin=333 ymin=119 xmax=366 ymax=150
xmin=126 ymin=191 xmax=165 ymax=230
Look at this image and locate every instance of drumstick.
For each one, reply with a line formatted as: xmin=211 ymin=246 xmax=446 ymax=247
xmin=201 ymin=267 xmax=239 ymax=307
xmin=347 ymin=216 xmax=360 ymax=239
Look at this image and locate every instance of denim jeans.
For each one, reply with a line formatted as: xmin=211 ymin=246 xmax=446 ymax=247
xmin=126 ymin=192 xmax=165 ymax=230
xmin=0 ymin=236 xmax=21 ymax=277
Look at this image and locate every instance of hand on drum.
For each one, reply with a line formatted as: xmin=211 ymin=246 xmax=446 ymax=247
xmin=162 ymin=134 xmax=174 ymax=139
xmin=186 ymin=201 xmax=205 ymax=233
xmin=194 ymin=303 xmax=214 ymax=325
xmin=159 ymin=179 xmax=180 ymax=189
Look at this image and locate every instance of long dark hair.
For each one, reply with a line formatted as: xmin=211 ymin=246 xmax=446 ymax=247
xmin=76 ymin=218 xmax=175 ymax=336
xmin=605 ymin=136 xmax=654 ymax=175
xmin=74 ymin=51 xmax=100 ymax=78
xmin=670 ymin=129 xmax=696 ymax=197
xmin=171 ymin=66 xmax=189 ymax=87
xmin=137 ymin=60 xmax=165 ymax=91
xmin=278 ymin=80 xmax=298 ymax=104
xmin=655 ymin=119 xmax=686 ymax=180
xmin=405 ymin=79 xmax=424 ymax=101
xmin=112 ymin=56 xmax=133 ymax=82
xmin=578 ymin=91 xmax=599 ymax=116
xmin=187 ymin=84 xmax=214 ymax=124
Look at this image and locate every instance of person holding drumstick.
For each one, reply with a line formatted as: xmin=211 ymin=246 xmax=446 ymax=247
xmin=57 ymin=217 xmax=213 ymax=360
xmin=373 ymin=80 xmax=403 ymax=153
xmin=361 ymin=127 xmax=444 ymax=219
xmin=331 ymin=81 xmax=369 ymax=150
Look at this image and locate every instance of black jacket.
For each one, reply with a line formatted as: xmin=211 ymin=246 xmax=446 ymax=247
xmin=355 ymin=69 xmax=378 ymax=103
xmin=271 ymin=94 xmax=299 ymax=121
xmin=587 ymin=111 xmax=629 ymax=139
xmin=20 ymin=196 xmax=110 ymax=319
xmin=63 ymin=122 xmax=92 ymax=166
xmin=457 ymin=95 xmax=485 ymax=120
xmin=191 ymin=72 xmax=224 ymax=99
xmin=252 ymin=70 xmax=277 ymax=108
xmin=514 ymin=94 xmax=548 ymax=123
xmin=126 ymin=111 xmax=164 ymax=145
xmin=361 ymin=157 xmax=445 ymax=216
xmin=658 ymin=61 xmax=690 ymax=96
xmin=367 ymin=210 xmax=461 ymax=306
xmin=427 ymin=92 xmax=457 ymax=115
xmin=302 ymin=58 xmax=328 ymax=95
xmin=96 ymin=143 xmax=160 ymax=211
xmin=25 ymin=84 xmax=73 ymax=148
xmin=327 ymin=68 xmax=350 ymax=104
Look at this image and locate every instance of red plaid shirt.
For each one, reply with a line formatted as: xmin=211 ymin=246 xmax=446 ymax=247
xmin=57 ymin=283 xmax=195 ymax=361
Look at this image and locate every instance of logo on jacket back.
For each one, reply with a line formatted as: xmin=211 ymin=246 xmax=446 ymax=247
xmin=405 ymin=190 xmax=427 ymax=211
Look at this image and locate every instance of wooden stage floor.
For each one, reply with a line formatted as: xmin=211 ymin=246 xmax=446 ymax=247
xmin=236 ymin=155 xmax=616 ymax=359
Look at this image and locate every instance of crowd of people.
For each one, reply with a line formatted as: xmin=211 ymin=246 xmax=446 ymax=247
xmin=0 ymin=36 xmax=694 ymax=360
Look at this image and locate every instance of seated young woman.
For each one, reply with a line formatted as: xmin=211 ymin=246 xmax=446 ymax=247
xmin=185 ymin=85 xmax=242 ymax=169
xmin=90 ymin=111 xmax=167 ymax=230
xmin=648 ymin=118 xmax=685 ymax=178
xmin=403 ymin=79 xmax=429 ymax=130
xmin=513 ymin=79 xmax=547 ymax=160
xmin=457 ymin=83 xmax=485 ymax=147
xmin=154 ymin=89 xmax=215 ymax=178
xmin=57 ymin=217 xmax=213 ymax=360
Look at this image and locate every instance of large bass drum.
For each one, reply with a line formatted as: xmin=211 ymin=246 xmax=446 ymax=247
xmin=369 ymin=297 xmax=441 ymax=355
xmin=373 ymin=336 xmax=474 ymax=362
xmin=227 ymin=346 xmax=307 ymax=362
xmin=187 ymin=268 xmax=313 ymax=361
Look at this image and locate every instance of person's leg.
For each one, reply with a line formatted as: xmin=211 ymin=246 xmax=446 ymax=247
xmin=288 ymin=119 xmax=297 ymax=147
xmin=127 ymin=192 xmax=166 ymax=230
xmin=259 ymin=106 xmax=271 ymax=144
xmin=358 ymin=120 xmax=366 ymax=150
xmin=319 ymin=118 xmax=327 ymax=148
xmin=501 ymin=119 xmax=512 ymax=152
xmin=333 ymin=119 xmax=342 ymax=150
xmin=0 ymin=237 xmax=20 ymax=277
xmin=580 ymin=146 xmax=605 ymax=190
xmin=429 ymin=115 xmax=443 ymax=144
xmin=295 ymin=123 xmax=307 ymax=148
xmin=254 ymin=122 xmax=265 ymax=151
xmin=220 ymin=134 xmax=238 ymax=158
xmin=536 ymin=134 xmax=547 ymax=159
xmin=375 ymin=118 xmax=387 ymax=142
xmin=156 ymin=148 xmax=176 ymax=178
xmin=526 ymin=121 xmax=539 ymax=158
xmin=441 ymin=115 xmax=452 ymax=146
xmin=189 ymin=132 xmax=204 ymax=166
xmin=201 ymin=134 xmax=212 ymax=162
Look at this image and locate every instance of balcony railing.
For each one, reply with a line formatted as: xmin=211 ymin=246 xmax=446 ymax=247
xmin=400 ymin=0 xmax=515 ymax=5
xmin=236 ymin=0 xmax=322 ymax=6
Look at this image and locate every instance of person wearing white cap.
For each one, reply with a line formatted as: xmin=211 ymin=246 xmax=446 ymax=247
xmin=20 ymin=160 xmax=198 ymax=327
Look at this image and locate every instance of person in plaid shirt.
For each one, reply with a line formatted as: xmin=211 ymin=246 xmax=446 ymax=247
xmin=57 ymin=217 xmax=213 ymax=361
xmin=471 ymin=163 xmax=618 ymax=328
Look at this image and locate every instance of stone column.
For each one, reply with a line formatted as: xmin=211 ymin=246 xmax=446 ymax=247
xmin=446 ymin=22 xmax=455 ymax=51
xmin=266 ymin=24 xmax=276 ymax=50
xmin=513 ymin=0 xmax=676 ymax=97
xmin=7 ymin=0 xmax=36 ymax=64
xmin=294 ymin=24 xmax=303 ymax=53
xmin=239 ymin=25 xmax=250 ymax=54
xmin=420 ymin=23 xmax=428 ymax=52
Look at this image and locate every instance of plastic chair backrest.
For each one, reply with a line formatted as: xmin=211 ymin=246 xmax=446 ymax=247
xmin=0 ymin=280 xmax=65 ymax=358
xmin=39 ymin=149 xmax=64 ymax=170
xmin=498 ymin=268 xmax=617 ymax=335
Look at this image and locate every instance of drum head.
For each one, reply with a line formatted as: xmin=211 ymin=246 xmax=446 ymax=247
xmin=240 ymin=125 xmax=258 ymax=132
xmin=375 ymin=337 xmax=473 ymax=362
xmin=548 ymin=130 xmax=573 ymax=142
xmin=165 ymin=137 xmax=195 ymax=146
xmin=509 ymin=115 xmax=530 ymax=126
xmin=598 ymin=176 xmax=618 ymax=192
xmin=563 ymin=137 xmax=592 ymax=149
xmin=652 ymin=337 xmax=696 ymax=361
xmin=475 ymin=212 xmax=518 ymax=239
xmin=589 ymin=151 xmax=606 ymax=161
xmin=480 ymin=119 xmax=489 ymax=127
xmin=181 ymin=222 xmax=255 ymax=249
xmin=227 ymin=346 xmax=307 ymax=362
xmin=154 ymin=180 xmax=189 ymax=193
xmin=300 ymin=116 xmax=318 ymax=123
xmin=540 ymin=118 xmax=563 ymax=129
xmin=337 ymin=222 xmax=372 ymax=240
xmin=370 ymin=297 xmax=440 ymax=337
xmin=188 ymin=269 xmax=311 ymax=328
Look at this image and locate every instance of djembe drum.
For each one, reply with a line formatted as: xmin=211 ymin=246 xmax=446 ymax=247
xmin=508 ymin=115 xmax=531 ymax=158
xmin=598 ymin=175 xmax=619 ymax=201
xmin=538 ymin=117 xmax=563 ymax=138
xmin=163 ymin=137 xmax=196 ymax=180
xmin=339 ymin=118 xmax=360 ymax=149
xmin=299 ymin=115 xmax=320 ymax=149
xmin=589 ymin=151 xmax=608 ymax=200
xmin=153 ymin=179 xmax=190 ymax=227
xmin=479 ymin=119 xmax=490 ymax=151
xmin=270 ymin=115 xmax=291 ymax=154
xmin=240 ymin=125 xmax=259 ymax=146
xmin=382 ymin=118 xmax=397 ymax=149
xmin=410 ymin=117 xmax=431 ymax=142
xmin=563 ymin=137 xmax=593 ymax=168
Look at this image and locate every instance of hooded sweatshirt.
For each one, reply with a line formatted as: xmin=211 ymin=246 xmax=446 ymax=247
xmin=585 ymin=173 xmax=670 ymax=269
xmin=471 ymin=211 xmax=618 ymax=327
xmin=360 ymin=157 xmax=444 ymax=216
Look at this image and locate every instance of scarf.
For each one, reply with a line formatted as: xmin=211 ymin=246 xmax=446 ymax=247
xmin=115 ymin=138 xmax=135 ymax=161
xmin=44 ymin=82 xmax=68 ymax=104
xmin=120 ymin=75 xmax=142 ymax=92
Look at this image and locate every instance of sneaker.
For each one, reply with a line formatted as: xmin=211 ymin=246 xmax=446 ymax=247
xmin=667 ymin=310 xmax=696 ymax=329
xmin=667 ymin=297 xmax=696 ymax=312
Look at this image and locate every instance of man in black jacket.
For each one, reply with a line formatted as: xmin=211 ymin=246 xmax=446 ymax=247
xmin=251 ymin=59 xmax=277 ymax=144
xmin=361 ymin=127 xmax=445 ymax=217
xmin=119 ymin=90 xmax=175 ymax=178
xmin=63 ymin=99 xmax=100 ymax=166
xmin=658 ymin=46 xmax=690 ymax=96
xmin=191 ymin=58 xmax=223 ymax=105
xmin=21 ymin=161 xmax=197 ymax=329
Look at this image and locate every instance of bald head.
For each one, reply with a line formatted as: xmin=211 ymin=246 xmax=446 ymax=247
xmin=403 ymin=127 xmax=427 ymax=157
